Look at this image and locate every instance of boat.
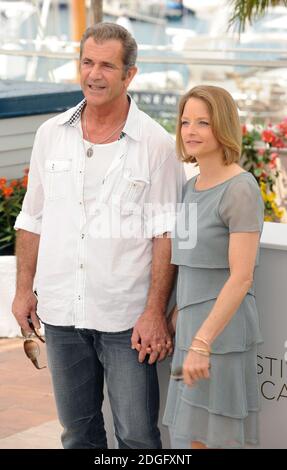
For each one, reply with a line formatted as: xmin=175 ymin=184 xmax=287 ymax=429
xmin=165 ymin=1 xmax=183 ymax=20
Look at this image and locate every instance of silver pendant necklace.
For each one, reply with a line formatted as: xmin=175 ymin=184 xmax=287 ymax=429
xmin=84 ymin=108 xmax=126 ymax=158
xmin=86 ymin=146 xmax=94 ymax=158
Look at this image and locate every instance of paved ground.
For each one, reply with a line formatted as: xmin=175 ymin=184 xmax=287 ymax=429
xmin=0 ymin=337 xmax=62 ymax=449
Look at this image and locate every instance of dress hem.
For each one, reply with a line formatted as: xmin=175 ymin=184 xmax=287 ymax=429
xmin=180 ymin=397 xmax=260 ymax=419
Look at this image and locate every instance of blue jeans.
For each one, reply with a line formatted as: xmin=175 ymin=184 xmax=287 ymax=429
xmin=44 ymin=324 xmax=161 ymax=449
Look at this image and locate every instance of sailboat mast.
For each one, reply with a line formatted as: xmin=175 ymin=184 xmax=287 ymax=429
xmin=71 ymin=0 xmax=86 ymax=43
xmin=90 ymin=0 xmax=103 ymax=24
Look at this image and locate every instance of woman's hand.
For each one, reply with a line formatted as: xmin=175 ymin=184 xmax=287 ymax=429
xmin=182 ymin=348 xmax=210 ymax=387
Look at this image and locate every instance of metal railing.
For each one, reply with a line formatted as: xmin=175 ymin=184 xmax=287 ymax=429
xmin=1 ymin=47 xmax=287 ymax=68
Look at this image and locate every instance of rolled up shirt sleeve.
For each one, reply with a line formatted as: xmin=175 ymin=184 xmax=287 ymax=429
xmin=144 ymin=152 xmax=185 ymax=238
xmin=14 ymin=128 xmax=45 ymax=235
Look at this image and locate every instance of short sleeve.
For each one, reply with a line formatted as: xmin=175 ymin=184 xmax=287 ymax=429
xmin=218 ymin=177 xmax=264 ymax=233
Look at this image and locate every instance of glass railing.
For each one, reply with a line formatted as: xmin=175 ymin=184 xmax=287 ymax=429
xmin=1 ymin=44 xmax=287 ymax=123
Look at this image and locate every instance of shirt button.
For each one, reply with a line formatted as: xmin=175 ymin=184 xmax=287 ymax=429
xmin=80 ymin=264 xmax=84 ymax=269
xmin=79 ymin=201 xmax=82 ymax=205
xmin=78 ymin=295 xmax=81 ymax=300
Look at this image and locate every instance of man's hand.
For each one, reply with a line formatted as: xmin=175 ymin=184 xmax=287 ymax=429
xmin=131 ymin=309 xmax=173 ymax=364
xmin=12 ymin=291 xmax=39 ymax=332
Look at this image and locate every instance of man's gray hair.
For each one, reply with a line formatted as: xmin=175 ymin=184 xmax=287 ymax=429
xmin=80 ymin=22 xmax=138 ymax=73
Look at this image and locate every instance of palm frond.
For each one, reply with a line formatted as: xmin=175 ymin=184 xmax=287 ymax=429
xmin=229 ymin=0 xmax=287 ymax=33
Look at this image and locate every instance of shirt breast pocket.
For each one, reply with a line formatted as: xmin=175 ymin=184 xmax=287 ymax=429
xmin=115 ymin=173 xmax=150 ymax=214
xmin=44 ymin=159 xmax=72 ymax=201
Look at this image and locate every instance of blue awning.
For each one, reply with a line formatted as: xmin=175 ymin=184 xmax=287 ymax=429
xmin=0 ymin=80 xmax=84 ymax=118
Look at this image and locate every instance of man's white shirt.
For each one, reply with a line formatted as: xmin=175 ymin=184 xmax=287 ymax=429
xmin=15 ymin=97 xmax=185 ymax=331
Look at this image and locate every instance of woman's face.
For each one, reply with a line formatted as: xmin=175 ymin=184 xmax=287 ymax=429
xmin=181 ymin=97 xmax=222 ymax=161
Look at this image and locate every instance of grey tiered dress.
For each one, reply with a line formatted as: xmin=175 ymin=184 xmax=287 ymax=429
xmin=163 ymin=172 xmax=264 ymax=449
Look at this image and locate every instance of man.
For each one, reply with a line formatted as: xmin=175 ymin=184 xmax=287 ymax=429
xmin=12 ymin=23 xmax=184 ymax=449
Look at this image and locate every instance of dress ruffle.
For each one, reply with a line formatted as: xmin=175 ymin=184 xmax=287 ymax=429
xmin=163 ymin=300 xmax=261 ymax=448
xmin=176 ymin=296 xmax=262 ymax=353
xmin=176 ymin=266 xmax=256 ymax=310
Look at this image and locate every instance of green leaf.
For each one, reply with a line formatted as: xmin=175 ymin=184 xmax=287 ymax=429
xmin=229 ymin=0 xmax=287 ymax=34
xmin=254 ymin=168 xmax=263 ymax=177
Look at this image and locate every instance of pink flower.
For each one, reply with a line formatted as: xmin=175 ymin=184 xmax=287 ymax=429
xmin=277 ymin=120 xmax=287 ymax=137
xmin=274 ymin=137 xmax=285 ymax=148
xmin=262 ymin=129 xmax=277 ymax=144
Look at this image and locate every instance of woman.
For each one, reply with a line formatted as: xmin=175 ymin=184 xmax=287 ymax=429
xmin=163 ymin=85 xmax=264 ymax=449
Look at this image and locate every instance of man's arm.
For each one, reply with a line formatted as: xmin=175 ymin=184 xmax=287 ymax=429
xmin=131 ymin=233 xmax=176 ymax=364
xmin=130 ymin=143 xmax=184 ymax=364
xmin=12 ymin=229 xmax=40 ymax=332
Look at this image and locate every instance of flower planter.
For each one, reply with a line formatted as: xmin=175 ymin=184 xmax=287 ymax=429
xmin=0 ymin=255 xmax=20 ymax=337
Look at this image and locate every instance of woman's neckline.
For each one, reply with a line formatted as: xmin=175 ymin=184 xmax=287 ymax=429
xmin=192 ymin=171 xmax=249 ymax=193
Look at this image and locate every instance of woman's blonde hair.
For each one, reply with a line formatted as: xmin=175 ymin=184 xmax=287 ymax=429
xmin=176 ymin=85 xmax=242 ymax=165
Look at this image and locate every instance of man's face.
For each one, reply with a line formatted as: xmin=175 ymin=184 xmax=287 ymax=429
xmin=80 ymin=38 xmax=137 ymax=107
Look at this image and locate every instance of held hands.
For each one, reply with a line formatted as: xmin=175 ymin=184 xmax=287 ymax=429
xmin=12 ymin=290 xmax=40 ymax=332
xmin=182 ymin=337 xmax=211 ymax=387
xmin=131 ymin=308 xmax=173 ymax=364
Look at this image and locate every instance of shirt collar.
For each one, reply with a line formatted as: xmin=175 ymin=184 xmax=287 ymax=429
xmin=57 ymin=98 xmax=86 ymax=127
xmin=57 ymin=95 xmax=141 ymax=142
